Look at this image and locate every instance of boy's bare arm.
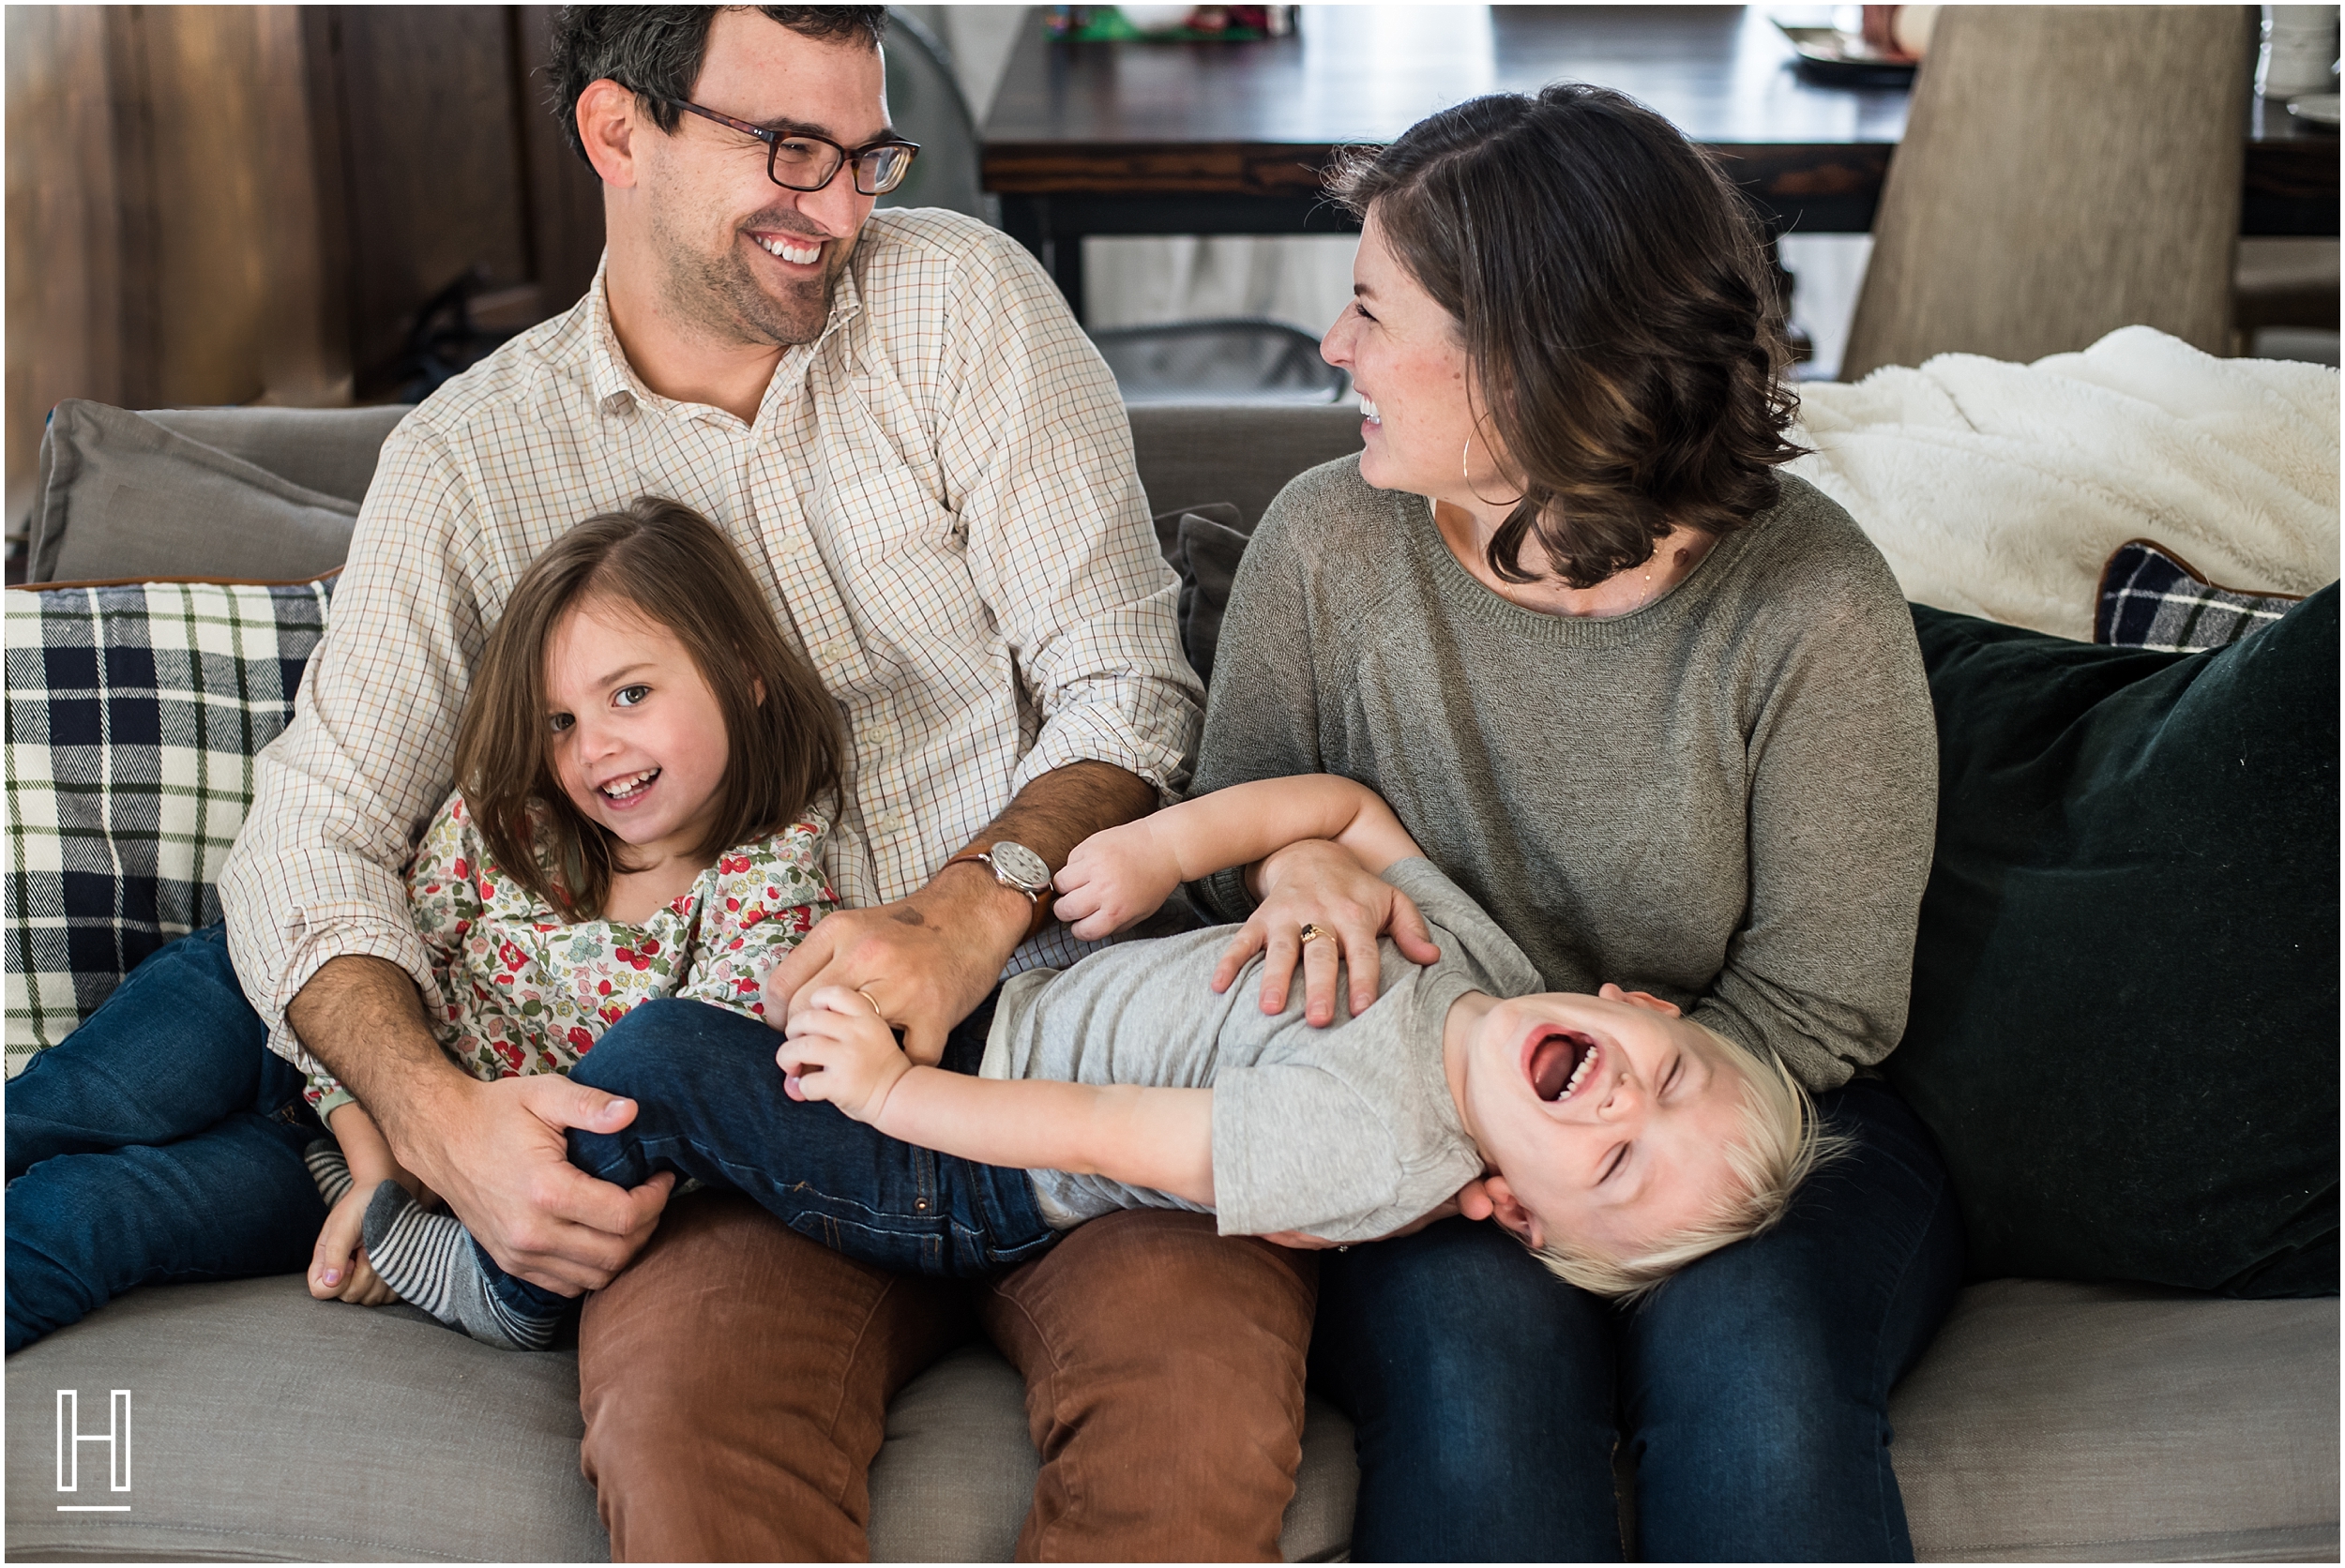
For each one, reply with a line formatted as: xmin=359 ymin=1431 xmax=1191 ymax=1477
xmin=778 ymin=987 xmax=1216 ymax=1206
xmin=1055 ymin=775 xmax=1426 ymax=939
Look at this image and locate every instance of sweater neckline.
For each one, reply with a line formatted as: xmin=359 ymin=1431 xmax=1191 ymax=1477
xmin=1408 ymin=491 xmax=1750 ymax=646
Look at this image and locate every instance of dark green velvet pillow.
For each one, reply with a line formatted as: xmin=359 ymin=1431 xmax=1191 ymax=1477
xmin=1888 ymin=588 xmax=2338 ymax=1297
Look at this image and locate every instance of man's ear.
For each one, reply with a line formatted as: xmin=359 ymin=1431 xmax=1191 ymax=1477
xmin=1597 ymin=981 xmax=1680 ymax=1018
xmin=576 ymin=78 xmax=644 ymax=188
xmin=1484 ymin=1175 xmax=1545 ymax=1250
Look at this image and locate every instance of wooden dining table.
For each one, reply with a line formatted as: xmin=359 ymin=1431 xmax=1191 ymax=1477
xmin=979 ymin=4 xmax=2341 ymax=320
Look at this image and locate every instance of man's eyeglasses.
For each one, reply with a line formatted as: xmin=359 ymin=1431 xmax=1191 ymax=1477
xmin=658 ymin=98 xmax=920 ymax=196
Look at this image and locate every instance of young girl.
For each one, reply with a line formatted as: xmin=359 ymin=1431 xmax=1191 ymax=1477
xmin=305 ymin=494 xmax=842 ymax=1349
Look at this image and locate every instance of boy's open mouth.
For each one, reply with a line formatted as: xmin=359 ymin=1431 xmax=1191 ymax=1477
xmin=599 ymin=767 xmax=659 ymax=804
xmin=1527 ymin=1028 xmax=1599 ymax=1103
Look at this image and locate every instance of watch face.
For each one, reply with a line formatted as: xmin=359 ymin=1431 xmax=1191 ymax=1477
xmin=989 ymin=841 xmax=1051 ymax=894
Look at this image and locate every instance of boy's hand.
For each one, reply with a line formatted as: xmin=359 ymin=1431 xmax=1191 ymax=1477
xmin=1052 ymin=818 xmax=1183 ymax=939
xmin=779 ymin=986 xmax=915 ymax=1123
xmin=308 ymin=1185 xmax=398 ymax=1306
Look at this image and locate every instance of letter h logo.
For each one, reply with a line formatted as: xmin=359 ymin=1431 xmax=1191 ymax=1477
xmin=55 ymin=1389 xmax=131 ymax=1494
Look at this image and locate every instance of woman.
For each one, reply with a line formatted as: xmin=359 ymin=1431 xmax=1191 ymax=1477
xmin=1191 ymin=85 xmax=1964 ymax=1560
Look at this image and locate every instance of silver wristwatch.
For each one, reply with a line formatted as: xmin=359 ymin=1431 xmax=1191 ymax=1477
xmin=946 ymin=840 xmax=1055 ymax=936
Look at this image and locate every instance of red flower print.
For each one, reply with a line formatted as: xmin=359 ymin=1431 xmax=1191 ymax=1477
xmin=726 ymin=897 xmax=741 ymax=912
xmin=492 ymin=1037 xmax=523 ymax=1072
xmin=452 ymin=857 xmax=468 ymax=879
xmin=423 ymin=882 xmax=441 ymax=895
xmin=498 ymin=941 xmax=527 ymax=972
xmin=740 ymin=908 xmax=764 ymax=927
xmin=598 ymin=979 xmax=613 ymax=995
xmin=639 ymin=938 xmax=660 ymax=957
xmin=751 ymin=1001 xmax=766 ymax=1017
xmin=614 ymin=946 xmax=635 ymax=964
xmin=736 ymin=976 xmax=760 ymax=992
xmin=478 ymin=879 xmax=496 ymax=900
xmin=630 ymin=953 xmax=652 ymax=971
xmin=568 ymin=1026 xmax=596 ymax=1052
xmin=600 ymin=1004 xmax=626 ymax=1025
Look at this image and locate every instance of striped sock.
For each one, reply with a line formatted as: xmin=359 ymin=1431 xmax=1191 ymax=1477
xmin=303 ymin=1139 xmax=353 ymax=1207
xmin=360 ymin=1182 xmax=561 ymax=1352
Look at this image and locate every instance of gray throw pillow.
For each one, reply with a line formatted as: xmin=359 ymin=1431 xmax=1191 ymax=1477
xmin=1151 ymin=501 xmax=1255 ymax=685
xmin=28 ymin=401 xmax=361 ymax=584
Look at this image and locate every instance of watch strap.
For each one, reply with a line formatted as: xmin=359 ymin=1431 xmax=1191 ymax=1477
xmin=945 ymin=846 xmax=1055 ymax=942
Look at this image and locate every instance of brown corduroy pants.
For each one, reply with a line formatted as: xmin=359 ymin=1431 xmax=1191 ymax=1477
xmin=577 ymin=1192 xmax=1317 ymax=1562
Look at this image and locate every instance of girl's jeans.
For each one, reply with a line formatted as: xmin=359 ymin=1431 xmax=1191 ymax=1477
xmin=6 ymin=925 xmax=326 ymax=1353
xmin=1309 ymin=1074 xmax=1966 ymax=1562
xmin=482 ymin=995 xmax=1061 ymax=1328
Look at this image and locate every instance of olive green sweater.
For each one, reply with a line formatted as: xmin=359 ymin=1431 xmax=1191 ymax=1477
xmin=1190 ymin=459 xmax=1935 ymax=1092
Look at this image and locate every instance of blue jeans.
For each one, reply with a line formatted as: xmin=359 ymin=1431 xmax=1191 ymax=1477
xmin=470 ymin=994 xmax=1060 ymax=1324
xmin=1310 ymin=1076 xmax=1965 ymax=1562
xmin=6 ymin=925 xmax=325 ymax=1353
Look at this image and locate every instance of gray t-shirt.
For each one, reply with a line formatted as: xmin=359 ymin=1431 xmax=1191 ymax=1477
xmin=982 ymin=858 xmax=1542 ymax=1242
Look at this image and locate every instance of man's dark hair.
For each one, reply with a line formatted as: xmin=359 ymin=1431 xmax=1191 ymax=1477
xmin=1329 ymin=84 xmax=1808 ymax=591
xmin=548 ymin=6 xmax=889 ymax=168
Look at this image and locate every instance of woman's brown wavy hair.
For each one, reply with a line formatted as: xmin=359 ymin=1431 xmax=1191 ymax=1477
xmin=1329 ymin=83 xmax=1808 ymax=589
xmin=453 ymin=496 xmax=842 ymax=921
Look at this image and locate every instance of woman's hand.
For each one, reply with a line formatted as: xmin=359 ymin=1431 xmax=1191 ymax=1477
xmin=779 ymin=985 xmax=915 ymax=1123
xmin=1052 ymin=818 xmax=1184 ymax=940
xmin=1211 ymin=839 xmax=1442 ymax=1025
xmin=308 ymin=1185 xmax=398 ymax=1306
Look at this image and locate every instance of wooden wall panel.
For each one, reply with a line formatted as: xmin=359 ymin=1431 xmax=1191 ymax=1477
xmin=516 ymin=4 xmax=609 ymax=318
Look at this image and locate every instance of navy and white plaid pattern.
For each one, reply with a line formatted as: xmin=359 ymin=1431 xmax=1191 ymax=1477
xmin=2095 ymin=539 xmax=2299 ymax=653
xmin=6 ymin=580 xmax=330 ymax=1070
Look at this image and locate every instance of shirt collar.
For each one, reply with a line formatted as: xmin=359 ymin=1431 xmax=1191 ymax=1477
xmin=583 ymin=249 xmax=867 ymax=424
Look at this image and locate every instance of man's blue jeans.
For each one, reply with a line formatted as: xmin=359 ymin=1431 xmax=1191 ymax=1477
xmin=1310 ymin=1075 xmax=1965 ymax=1562
xmin=6 ymin=925 xmax=325 ymax=1353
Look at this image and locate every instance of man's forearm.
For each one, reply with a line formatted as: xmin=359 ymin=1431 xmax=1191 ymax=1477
xmin=931 ymin=760 xmax=1158 ymax=939
xmin=287 ymin=955 xmax=471 ymax=1184
xmin=875 ymin=1067 xmax=1216 ymax=1208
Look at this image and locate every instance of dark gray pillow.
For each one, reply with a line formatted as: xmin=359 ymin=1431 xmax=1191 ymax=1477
xmin=1151 ymin=501 xmax=1255 ymax=685
xmin=29 ymin=401 xmax=362 ymax=584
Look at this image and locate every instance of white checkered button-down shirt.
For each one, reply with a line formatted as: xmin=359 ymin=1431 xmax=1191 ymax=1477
xmin=219 ymin=208 xmax=1203 ymax=1078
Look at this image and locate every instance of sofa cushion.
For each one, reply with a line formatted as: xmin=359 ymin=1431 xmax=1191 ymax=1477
xmin=1891 ymin=1279 xmax=2340 ymax=1561
xmin=3 ymin=579 xmax=331 ymax=1068
xmin=3 ymin=1275 xmax=1360 ymax=1563
xmin=1151 ymin=501 xmax=1254 ymax=684
xmin=2095 ymin=536 xmax=2304 ymax=651
xmin=1127 ymin=403 xmax=1362 ymax=535
xmin=1888 ymin=590 xmax=2339 ymax=1294
xmin=139 ymin=404 xmax=415 ymax=509
xmin=27 ymin=402 xmax=364 ymax=585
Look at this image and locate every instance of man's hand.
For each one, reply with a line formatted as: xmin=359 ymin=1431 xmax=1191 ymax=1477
xmin=1210 ymin=838 xmax=1442 ymax=1025
xmin=414 ymin=1074 xmax=676 ymax=1295
xmin=1052 ymin=817 xmax=1183 ymax=939
xmin=778 ymin=985 xmax=915 ymax=1122
xmin=1258 ymin=1178 xmax=1494 ymax=1250
xmin=763 ymin=864 xmax=1027 ymax=1065
xmin=291 ymin=956 xmax=675 ymax=1296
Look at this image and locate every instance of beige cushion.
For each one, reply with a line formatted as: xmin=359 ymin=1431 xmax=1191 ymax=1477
xmin=1894 ymin=1279 xmax=2339 ymax=1561
xmin=3 ymin=1275 xmax=1358 ymax=1562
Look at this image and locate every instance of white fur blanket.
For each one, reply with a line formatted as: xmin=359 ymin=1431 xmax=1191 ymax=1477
xmin=1786 ymin=327 xmax=2340 ymax=642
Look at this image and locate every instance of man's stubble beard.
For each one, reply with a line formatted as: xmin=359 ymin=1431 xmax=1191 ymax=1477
xmin=653 ymin=203 xmax=855 ymax=350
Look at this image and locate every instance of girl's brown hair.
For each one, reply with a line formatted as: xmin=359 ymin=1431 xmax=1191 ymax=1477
xmin=1329 ymin=83 xmax=1809 ymax=590
xmin=453 ymin=495 xmax=841 ymax=920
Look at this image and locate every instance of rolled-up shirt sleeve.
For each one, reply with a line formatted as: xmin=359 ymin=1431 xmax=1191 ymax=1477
xmin=936 ymin=234 xmax=1203 ymax=804
xmin=218 ymin=421 xmax=485 ymax=1074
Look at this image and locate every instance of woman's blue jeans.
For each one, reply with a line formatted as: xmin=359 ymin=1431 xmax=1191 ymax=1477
xmin=6 ymin=925 xmax=325 ymax=1353
xmin=557 ymin=995 xmax=1055 ymax=1278
xmin=1310 ymin=1075 xmax=1965 ymax=1563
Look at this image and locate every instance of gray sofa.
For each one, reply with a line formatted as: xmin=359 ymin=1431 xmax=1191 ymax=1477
xmin=6 ymin=402 xmax=2337 ymax=1562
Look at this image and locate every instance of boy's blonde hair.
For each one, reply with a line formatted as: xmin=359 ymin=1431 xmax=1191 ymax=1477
xmin=1534 ymin=1023 xmax=1843 ymax=1303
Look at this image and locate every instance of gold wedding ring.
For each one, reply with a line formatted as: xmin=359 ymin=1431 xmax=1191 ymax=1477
xmin=856 ymin=986 xmax=885 ymax=1016
xmin=1297 ymin=923 xmax=1338 ymax=946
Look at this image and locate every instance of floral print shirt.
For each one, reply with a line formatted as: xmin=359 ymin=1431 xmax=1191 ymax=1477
xmin=304 ymin=791 xmax=834 ymax=1121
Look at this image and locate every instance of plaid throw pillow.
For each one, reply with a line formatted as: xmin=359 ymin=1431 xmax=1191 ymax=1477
xmin=5 ymin=580 xmax=331 ymax=1070
xmin=2095 ymin=538 xmax=2302 ymax=653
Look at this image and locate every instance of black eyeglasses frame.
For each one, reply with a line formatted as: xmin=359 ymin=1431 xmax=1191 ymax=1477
xmin=656 ymin=97 xmax=921 ymax=196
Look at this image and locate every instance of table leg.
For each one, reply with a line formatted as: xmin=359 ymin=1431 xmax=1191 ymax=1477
xmin=1000 ymin=195 xmax=1088 ymax=326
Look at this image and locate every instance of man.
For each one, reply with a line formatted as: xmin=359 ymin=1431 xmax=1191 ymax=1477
xmin=219 ymin=7 xmax=1316 ymax=1558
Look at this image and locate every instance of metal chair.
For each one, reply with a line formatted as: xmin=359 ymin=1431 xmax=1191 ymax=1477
xmin=878 ymin=8 xmax=1346 ymax=404
xmin=1842 ymin=7 xmax=2252 ymax=379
